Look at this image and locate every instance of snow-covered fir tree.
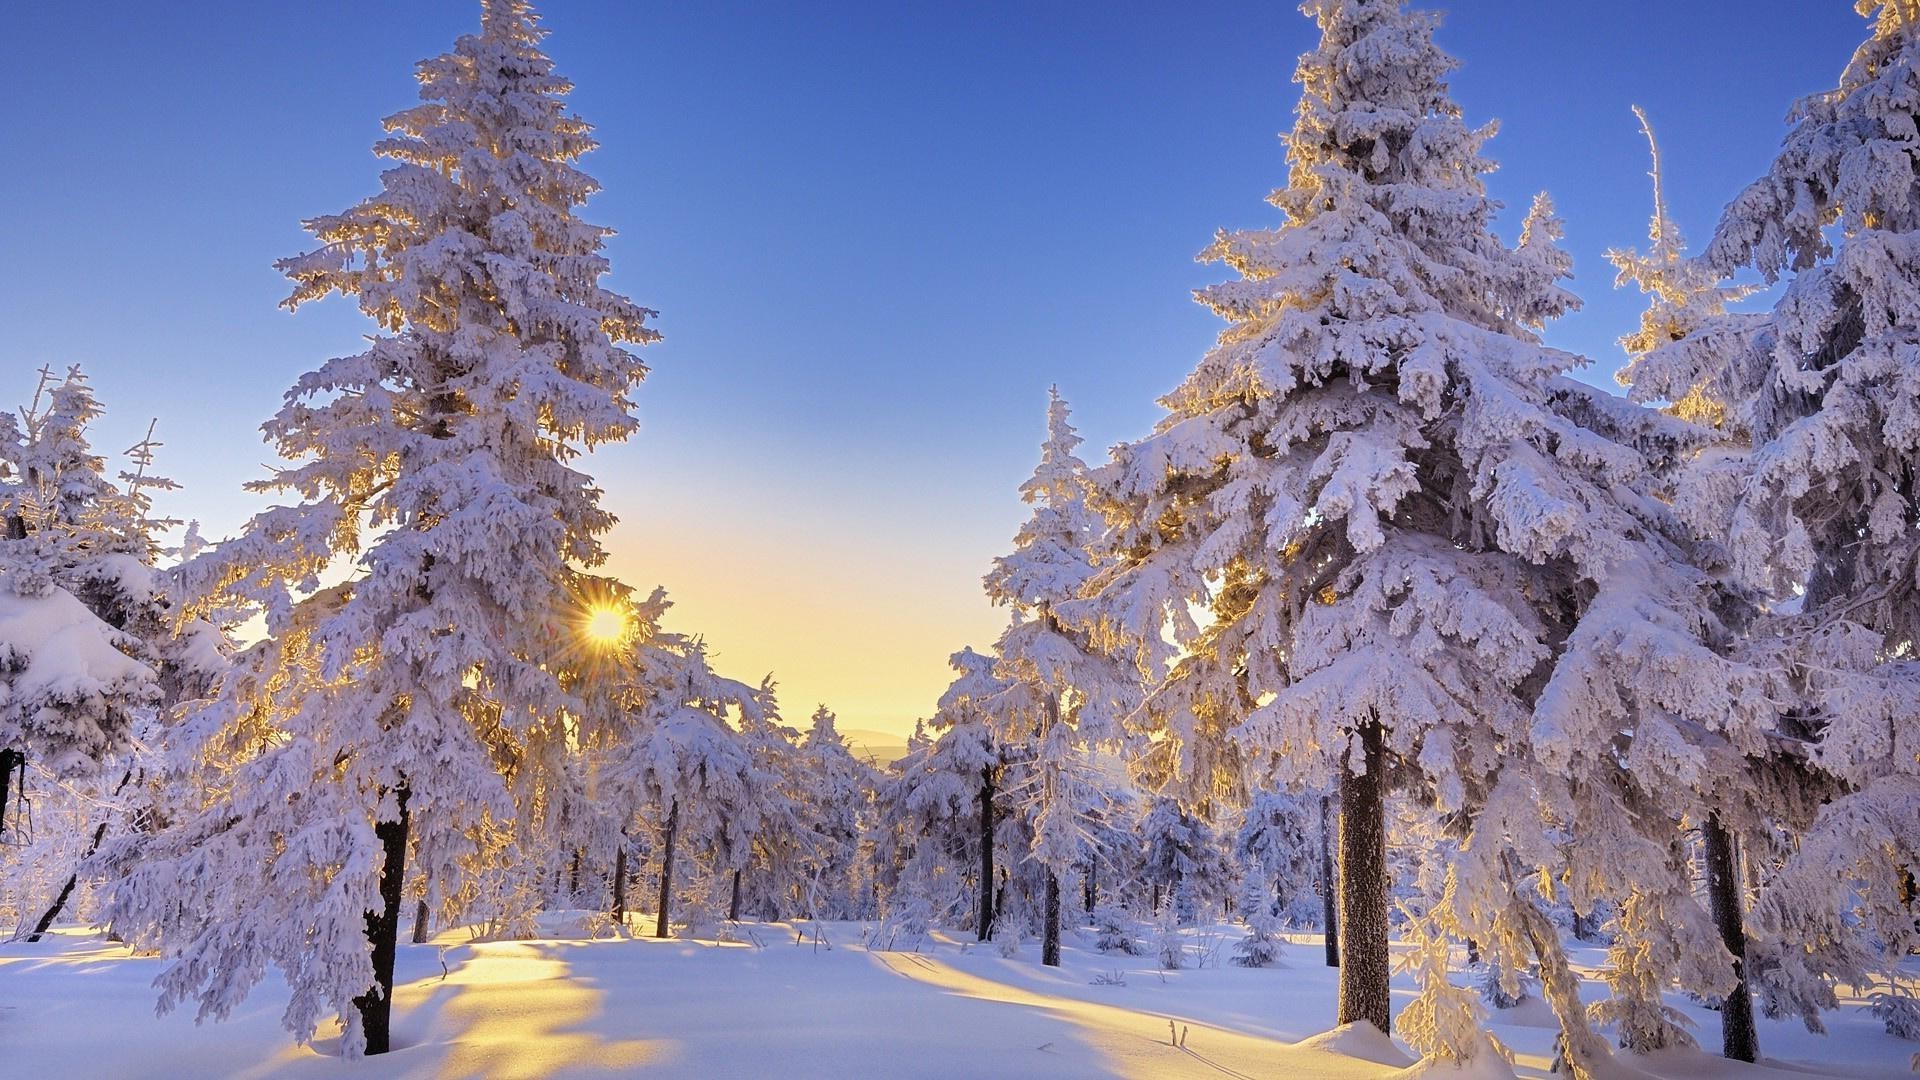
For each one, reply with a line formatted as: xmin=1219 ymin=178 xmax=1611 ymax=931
xmin=1231 ymin=870 xmax=1286 ymax=968
xmin=1602 ymin=109 xmax=1776 ymax=1061
xmin=1080 ymin=4 xmax=1759 ymax=1071
xmin=793 ymin=705 xmax=877 ymax=919
xmin=98 ymin=0 xmax=656 ymax=1055
xmin=1625 ymin=2 xmax=1920 ymax=1047
xmin=1137 ymin=796 xmax=1229 ymax=925
xmin=1232 ymin=789 xmax=1323 ymax=930
xmin=0 ymin=371 xmax=158 ymax=809
xmin=982 ymin=387 xmax=1139 ymax=966
xmin=876 ymin=649 xmax=1007 ymax=939
xmin=601 ymin=630 xmax=761 ymax=940
xmin=723 ymin=677 xmax=810 ymax=922
xmin=0 ymin=368 xmax=225 ymax=869
xmin=0 ymin=365 xmax=232 ymax=954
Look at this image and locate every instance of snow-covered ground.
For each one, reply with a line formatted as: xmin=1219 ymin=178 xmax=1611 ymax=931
xmin=1 ymin=920 xmax=1912 ymax=1079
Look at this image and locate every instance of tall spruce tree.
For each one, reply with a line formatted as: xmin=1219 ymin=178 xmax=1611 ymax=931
xmin=792 ymin=705 xmax=876 ymax=919
xmin=1084 ymin=4 xmax=1756 ymax=1069
xmin=983 ymin=388 xmax=1137 ymax=967
xmin=99 ymin=0 xmax=655 ymax=1054
xmin=1627 ymin=1 xmax=1920 ymax=1043
xmin=1604 ymin=109 xmax=1775 ymax=1062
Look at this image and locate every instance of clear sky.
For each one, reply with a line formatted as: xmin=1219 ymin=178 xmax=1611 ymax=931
xmin=0 ymin=2 xmax=1869 ymax=737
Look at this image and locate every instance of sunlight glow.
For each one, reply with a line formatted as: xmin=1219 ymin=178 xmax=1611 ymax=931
xmin=582 ymin=605 xmax=629 ymax=647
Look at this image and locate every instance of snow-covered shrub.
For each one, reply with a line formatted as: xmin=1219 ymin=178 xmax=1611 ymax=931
xmin=995 ymin=912 xmax=1027 ymax=959
xmin=1869 ymin=989 xmax=1920 ymax=1041
xmin=869 ymin=889 xmax=933 ymax=952
xmin=677 ymin=879 xmax=722 ymax=941
xmin=1397 ymin=917 xmax=1512 ymax=1070
xmin=1153 ymin=908 xmax=1185 ymax=971
xmin=1233 ymin=907 xmax=1285 ymax=969
xmin=1091 ymin=902 xmax=1141 ymax=955
xmin=555 ymin=911 xmax=622 ymax=941
xmin=1475 ymin=959 xmax=1539 ymax=1009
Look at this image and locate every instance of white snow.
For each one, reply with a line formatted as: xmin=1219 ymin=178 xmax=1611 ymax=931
xmin=1 ymin=922 xmax=1912 ymax=1079
xmin=0 ymin=586 xmax=151 ymax=704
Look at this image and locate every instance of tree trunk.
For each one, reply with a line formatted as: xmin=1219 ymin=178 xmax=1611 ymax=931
xmin=655 ymin=799 xmax=679 ymax=940
xmin=411 ymin=868 xmax=433 ymax=944
xmin=1509 ymin=876 xmax=1609 ymax=1080
xmin=729 ymin=867 xmax=743 ymax=922
xmin=976 ymin=768 xmax=995 ymax=941
xmin=27 ymin=821 xmax=108 ymax=942
xmin=1572 ymin=908 xmax=1595 ymax=941
xmin=0 ymin=748 xmax=17 ymax=838
xmin=1084 ymin=863 xmax=1097 ymax=914
xmin=611 ymin=845 xmax=628 ymax=926
xmin=28 ymin=767 xmax=131 ymax=941
xmin=353 ymin=785 xmax=411 ymax=1056
xmin=1704 ymin=814 xmax=1758 ymax=1063
xmin=569 ymin=848 xmax=581 ymax=899
xmin=1321 ymin=793 xmax=1339 ymax=968
xmin=1337 ymin=720 xmax=1390 ymax=1035
xmin=1153 ymin=882 xmax=1162 ymax=916
xmin=1042 ymin=872 xmax=1062 ymax=967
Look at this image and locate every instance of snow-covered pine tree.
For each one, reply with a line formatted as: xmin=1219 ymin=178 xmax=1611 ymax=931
xmin=931 ymin=647 xmax=1011 ymax=941
xmin=99 ymin=0 xmax=655 ymax=1055
xmin=1082 ymin=4 xmax=1759 ymax=1065
xmin=730 ymin=678 xmax=808 ymax=922
xmin=1231 ymin=869 xmax=1286 ymax=968
xmin=1137 ymin=796 xmax=1229 ymax=924
xmin=1602 ymin=109 xmax=1774 ymax=1061
xmin=0 ymin=374 xmax=215 ymax=953
xmin=794 ymin=705 xmax=877 ymax=919
xmin=0 ymin=368 xmax=207 ymax=851
xmin=1625 ymin=3 xmax=1920 ymax=1043
xmin=874 ymin=650 xmax=1010 ymax=939
xmin=1233 ymin=789 xmax=1322 ymax=929
xmin=1090 ymin=900 xmax=1142 ymax=956
xmin=600 ymin=630 xmax=762 ymax=940
xmin=983 ymin=388 xmax=1138 ymax=966
xmin=872 ymin=717 xmax=978 ymax=933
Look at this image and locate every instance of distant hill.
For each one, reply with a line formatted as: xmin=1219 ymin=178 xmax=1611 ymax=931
xmin=839 ymin=727 xmax=911 ymax=768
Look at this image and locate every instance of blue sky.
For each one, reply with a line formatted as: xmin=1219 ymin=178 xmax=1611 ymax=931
xmin=0 ymin=2 xmax=1870 ymax=734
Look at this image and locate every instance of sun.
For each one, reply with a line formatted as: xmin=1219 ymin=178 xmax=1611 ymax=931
xmin=582 ymin=605 xmax=629 ymax=647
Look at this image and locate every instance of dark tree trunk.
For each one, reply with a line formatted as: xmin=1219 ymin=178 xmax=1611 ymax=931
xmin=28 ymin=767 xmax=131 ymax=941
xmin=655 ymin=799 xmax=679 ymax=940
xmin=611 ymin=846 xmax=628 ymax=925
xmin=1042 ymin=871 xmax=1062 ymax=967
xmin=1320 ymin=793 xmax=1339 ymax=968
xmin=0 ymin=748 xmax=18 ymax=838
xmin=1152 ymin=882 xmax=1162 ymax=916
xmin=1337 ymin=720 xmax=1390 ymax=1035
xmin=569 ymin=848 xmax=581 ymax=899
xmin=27 ymin=821 xmax=107 ymax=942
xmin=353 ymin=785 xmax=411 ymax=1056
xmin=1572 ymin=908 xmax=1595 ymax=941
xmin=729 ymin=867 xmax=743 ymax=922
xmin=1084 ymin=863 xmax=1096 ymax=914
xmin=976 ymin=768 xmax=996 ymax=941
xmin=1704 ymin=814 xmax=1757 ymax=1063
xmin=411 ymin=868 xmax=433 ymax=944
